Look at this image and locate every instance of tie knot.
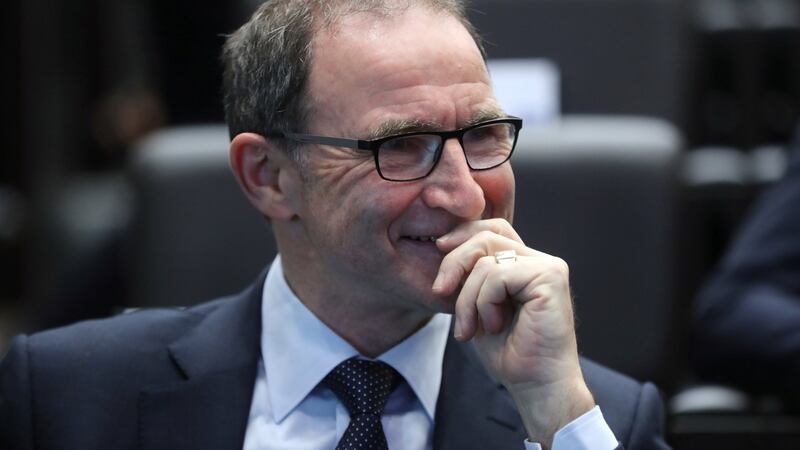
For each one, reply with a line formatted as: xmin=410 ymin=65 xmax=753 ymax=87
xmin=323 ymin=358 xmax=402 ymax=416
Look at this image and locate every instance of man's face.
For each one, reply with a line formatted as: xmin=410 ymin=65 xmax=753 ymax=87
xmin=285 ymin=7 xmax=515 ymax=316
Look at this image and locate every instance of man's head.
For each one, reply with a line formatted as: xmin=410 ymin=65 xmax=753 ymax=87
xmin=222 ymin=0 xmax=486 ymax=160
xmin=225 ymin=0 xmax=516 ymax=332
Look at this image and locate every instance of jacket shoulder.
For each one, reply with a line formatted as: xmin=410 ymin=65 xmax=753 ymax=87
xmin=581 ymin=358 xmax=668 ymax=449
xmin=11 ymin=296 xmax=236 ymax=387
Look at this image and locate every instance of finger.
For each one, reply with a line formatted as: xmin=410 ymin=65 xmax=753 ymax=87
xmin=436 ymin=218 xmax=522 ymax=252
xmin=475 ymin=256 xmax=571 ymax=335
xmin=433 ymin=231 xmax=537 ymax=295
xmin=475 ymin=265 xmax=514 ymax=334
xmin=453 ymin=255 xmax=493 ymax=341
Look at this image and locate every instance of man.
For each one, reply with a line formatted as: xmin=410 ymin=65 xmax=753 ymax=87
xmin=0 ymin=1 xmax=669 ymax=449
xmin=693 ymin=125 xmax=800 ymax=397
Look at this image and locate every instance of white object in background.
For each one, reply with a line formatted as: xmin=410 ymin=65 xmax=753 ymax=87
xmin=670 ymin=385 xmax=750 ymax=414
xmin=487 ymin=58 xmax=561 ymax=126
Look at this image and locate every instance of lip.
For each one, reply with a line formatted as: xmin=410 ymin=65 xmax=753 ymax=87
xmin=390 ymin=209 xmax=463 ymax=252
xmin=396 ymin=236 xmax=445 ymax=262
xmin=394 ymin=223 xmax=457 ymax=243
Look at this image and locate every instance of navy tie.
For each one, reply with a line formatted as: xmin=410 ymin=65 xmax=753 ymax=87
xmin=323 ymin=358 xmax=402 ymax=450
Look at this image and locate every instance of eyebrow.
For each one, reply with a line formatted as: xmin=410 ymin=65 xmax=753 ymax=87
xmin=464 ymin=108 xmax=506 ymax=127
xmin=367 ymin=118 xmax=443 ymax=140
xmin=367 ymin=108 xmax=507 ymax=140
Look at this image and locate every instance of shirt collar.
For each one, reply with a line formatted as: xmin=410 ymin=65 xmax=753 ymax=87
xmin=379 ymin=311 xmax=450 ymax=420
xmin=261 ymin=256 xmax=451 ymax=423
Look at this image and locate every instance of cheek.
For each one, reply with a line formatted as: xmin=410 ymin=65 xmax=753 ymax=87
xmin=360 ymin=183 xmax=421 ymax=232
xmin=475 ymin=166 xmax=515 ymax=221
xmin=302 ymin=160 xmax=374 ymax=217
xmin=310 ymin=175 xmax=413 ymax=243
xmin=341 ymin=183 xmax=424 ymax=253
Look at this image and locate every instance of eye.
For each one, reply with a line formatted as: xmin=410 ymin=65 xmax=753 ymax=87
xmin=381 ymin=135 xmax=436 ymax=153
xmin=466 ymin=123 xmax=510 ymax=142
xmin=462 ymin=123 xmax=516 ymax=169
xmin=377 ymin=135 xmax=441 ymax=177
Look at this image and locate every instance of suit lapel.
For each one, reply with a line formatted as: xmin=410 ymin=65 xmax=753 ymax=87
xmin=433 ymin=334 xmax=527 ymax=449
xmin=138 ymin=275 xmax=264 ymax=450
xmin=137 ymin=272 xmax=528 ymax=449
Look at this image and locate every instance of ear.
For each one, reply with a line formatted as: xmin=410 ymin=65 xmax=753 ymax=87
xmin=229 ymin=132 xmax=300 ymax=221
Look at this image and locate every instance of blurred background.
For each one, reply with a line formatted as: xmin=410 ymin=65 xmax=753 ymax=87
xmin=2 ymin=0 xmax=800 ymax=447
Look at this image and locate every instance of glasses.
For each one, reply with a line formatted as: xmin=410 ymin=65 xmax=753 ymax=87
xmin=268 ymin=117 xmax=523 ymax=181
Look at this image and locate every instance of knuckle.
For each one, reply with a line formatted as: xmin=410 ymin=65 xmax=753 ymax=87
xmin=474 ymin=255 xmax=496 ymax=271
xmin=487 ymin=218 xmax=510 ymax=233
xmin=466 ymin=246 xmax=488 ymax=265
xmin=535 ymin=285 xmax=553 ymax=300
xmin=475 ymin=229 xmax=496 ymax=241
xmin=551 ymin=256 xmax=570 ymax=277
xmin=489 ymin=218 xmax=521 ymax=242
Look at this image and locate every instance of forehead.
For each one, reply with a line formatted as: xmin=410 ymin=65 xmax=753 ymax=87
xmin=305 ymin=6 xmax=498 ymax=135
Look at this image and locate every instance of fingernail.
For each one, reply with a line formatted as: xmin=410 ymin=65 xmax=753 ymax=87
xmin=436 ymin=235 xmax=448 ymax=245
xmin=454 ymin=316 xmax=463 ymax=340
xmin=432 ymin=271 xmax=444 ymax=292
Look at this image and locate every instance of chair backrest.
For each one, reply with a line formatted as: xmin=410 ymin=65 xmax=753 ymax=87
xmin=127 ymin=125 xmax=277 ymax=308
xmin=512 ymin=116 xmax=683 ymax=384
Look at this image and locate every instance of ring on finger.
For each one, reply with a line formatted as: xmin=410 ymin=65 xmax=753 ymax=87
xmin=494 ymin=250 xmax=517 ymax=264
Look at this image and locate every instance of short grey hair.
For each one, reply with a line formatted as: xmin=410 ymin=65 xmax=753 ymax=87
xmin=221 ymin=0 xmax=486 ymax=160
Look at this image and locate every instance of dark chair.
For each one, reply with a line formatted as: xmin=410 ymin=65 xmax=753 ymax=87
xmin=126 ymin=125 xmax=277 ymax=308
xmin=512 ymin=116 xmax=683 ymax=386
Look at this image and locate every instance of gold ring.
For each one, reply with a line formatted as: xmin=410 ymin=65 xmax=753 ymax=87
xmin=494 ymin=250 xmax=517 ymax=264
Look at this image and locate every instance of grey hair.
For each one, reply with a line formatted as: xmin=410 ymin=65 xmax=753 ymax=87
xmin=221 ymin=0 xmax=486 ymax=161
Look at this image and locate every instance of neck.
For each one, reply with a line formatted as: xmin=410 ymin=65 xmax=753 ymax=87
xmin=302 ymin=293 xmax=433 ymax=357
xmin=279 ymin=252 xmax=433 ymax=358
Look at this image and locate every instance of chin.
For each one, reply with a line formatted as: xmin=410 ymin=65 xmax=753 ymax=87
xmin=420 ymin=289 xmax=459 ymax=315
xmin=384 ymin=275 xmax=455 ymax=316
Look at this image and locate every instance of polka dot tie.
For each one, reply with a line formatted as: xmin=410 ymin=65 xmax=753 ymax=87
xmin=322 ymin=357 xmax=402 ymax=450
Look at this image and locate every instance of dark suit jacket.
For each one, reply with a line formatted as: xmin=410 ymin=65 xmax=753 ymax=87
xmin=693 ymin=138 xmax=800 ymax=392
xmin=1 ymin=273 xmax=669 ymax=449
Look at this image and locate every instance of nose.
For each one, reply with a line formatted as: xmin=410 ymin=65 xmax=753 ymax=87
xmin=420 ymin=138 xmax=486 ymax=219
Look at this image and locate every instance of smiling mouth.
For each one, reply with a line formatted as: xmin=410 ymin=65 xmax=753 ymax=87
xmin=403 ymin=235 xmax=439 ymax=242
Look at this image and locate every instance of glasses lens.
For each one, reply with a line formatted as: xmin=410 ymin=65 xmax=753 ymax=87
xmin=462 ymin=122 xmax=516 ymax=169
xmin=377 ymin=134 xmax=441 ymax=180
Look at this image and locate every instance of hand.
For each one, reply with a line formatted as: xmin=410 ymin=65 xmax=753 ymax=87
xmin=432 ymin=219 xmax=595 ymax=448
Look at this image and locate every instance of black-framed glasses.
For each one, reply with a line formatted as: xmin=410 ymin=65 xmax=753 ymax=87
xmin=267 ymin=117 xmax=523 ymax=182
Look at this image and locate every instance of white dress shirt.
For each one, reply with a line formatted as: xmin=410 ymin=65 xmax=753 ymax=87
xmin=243 ymin=256 xmax=618 ymax=450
